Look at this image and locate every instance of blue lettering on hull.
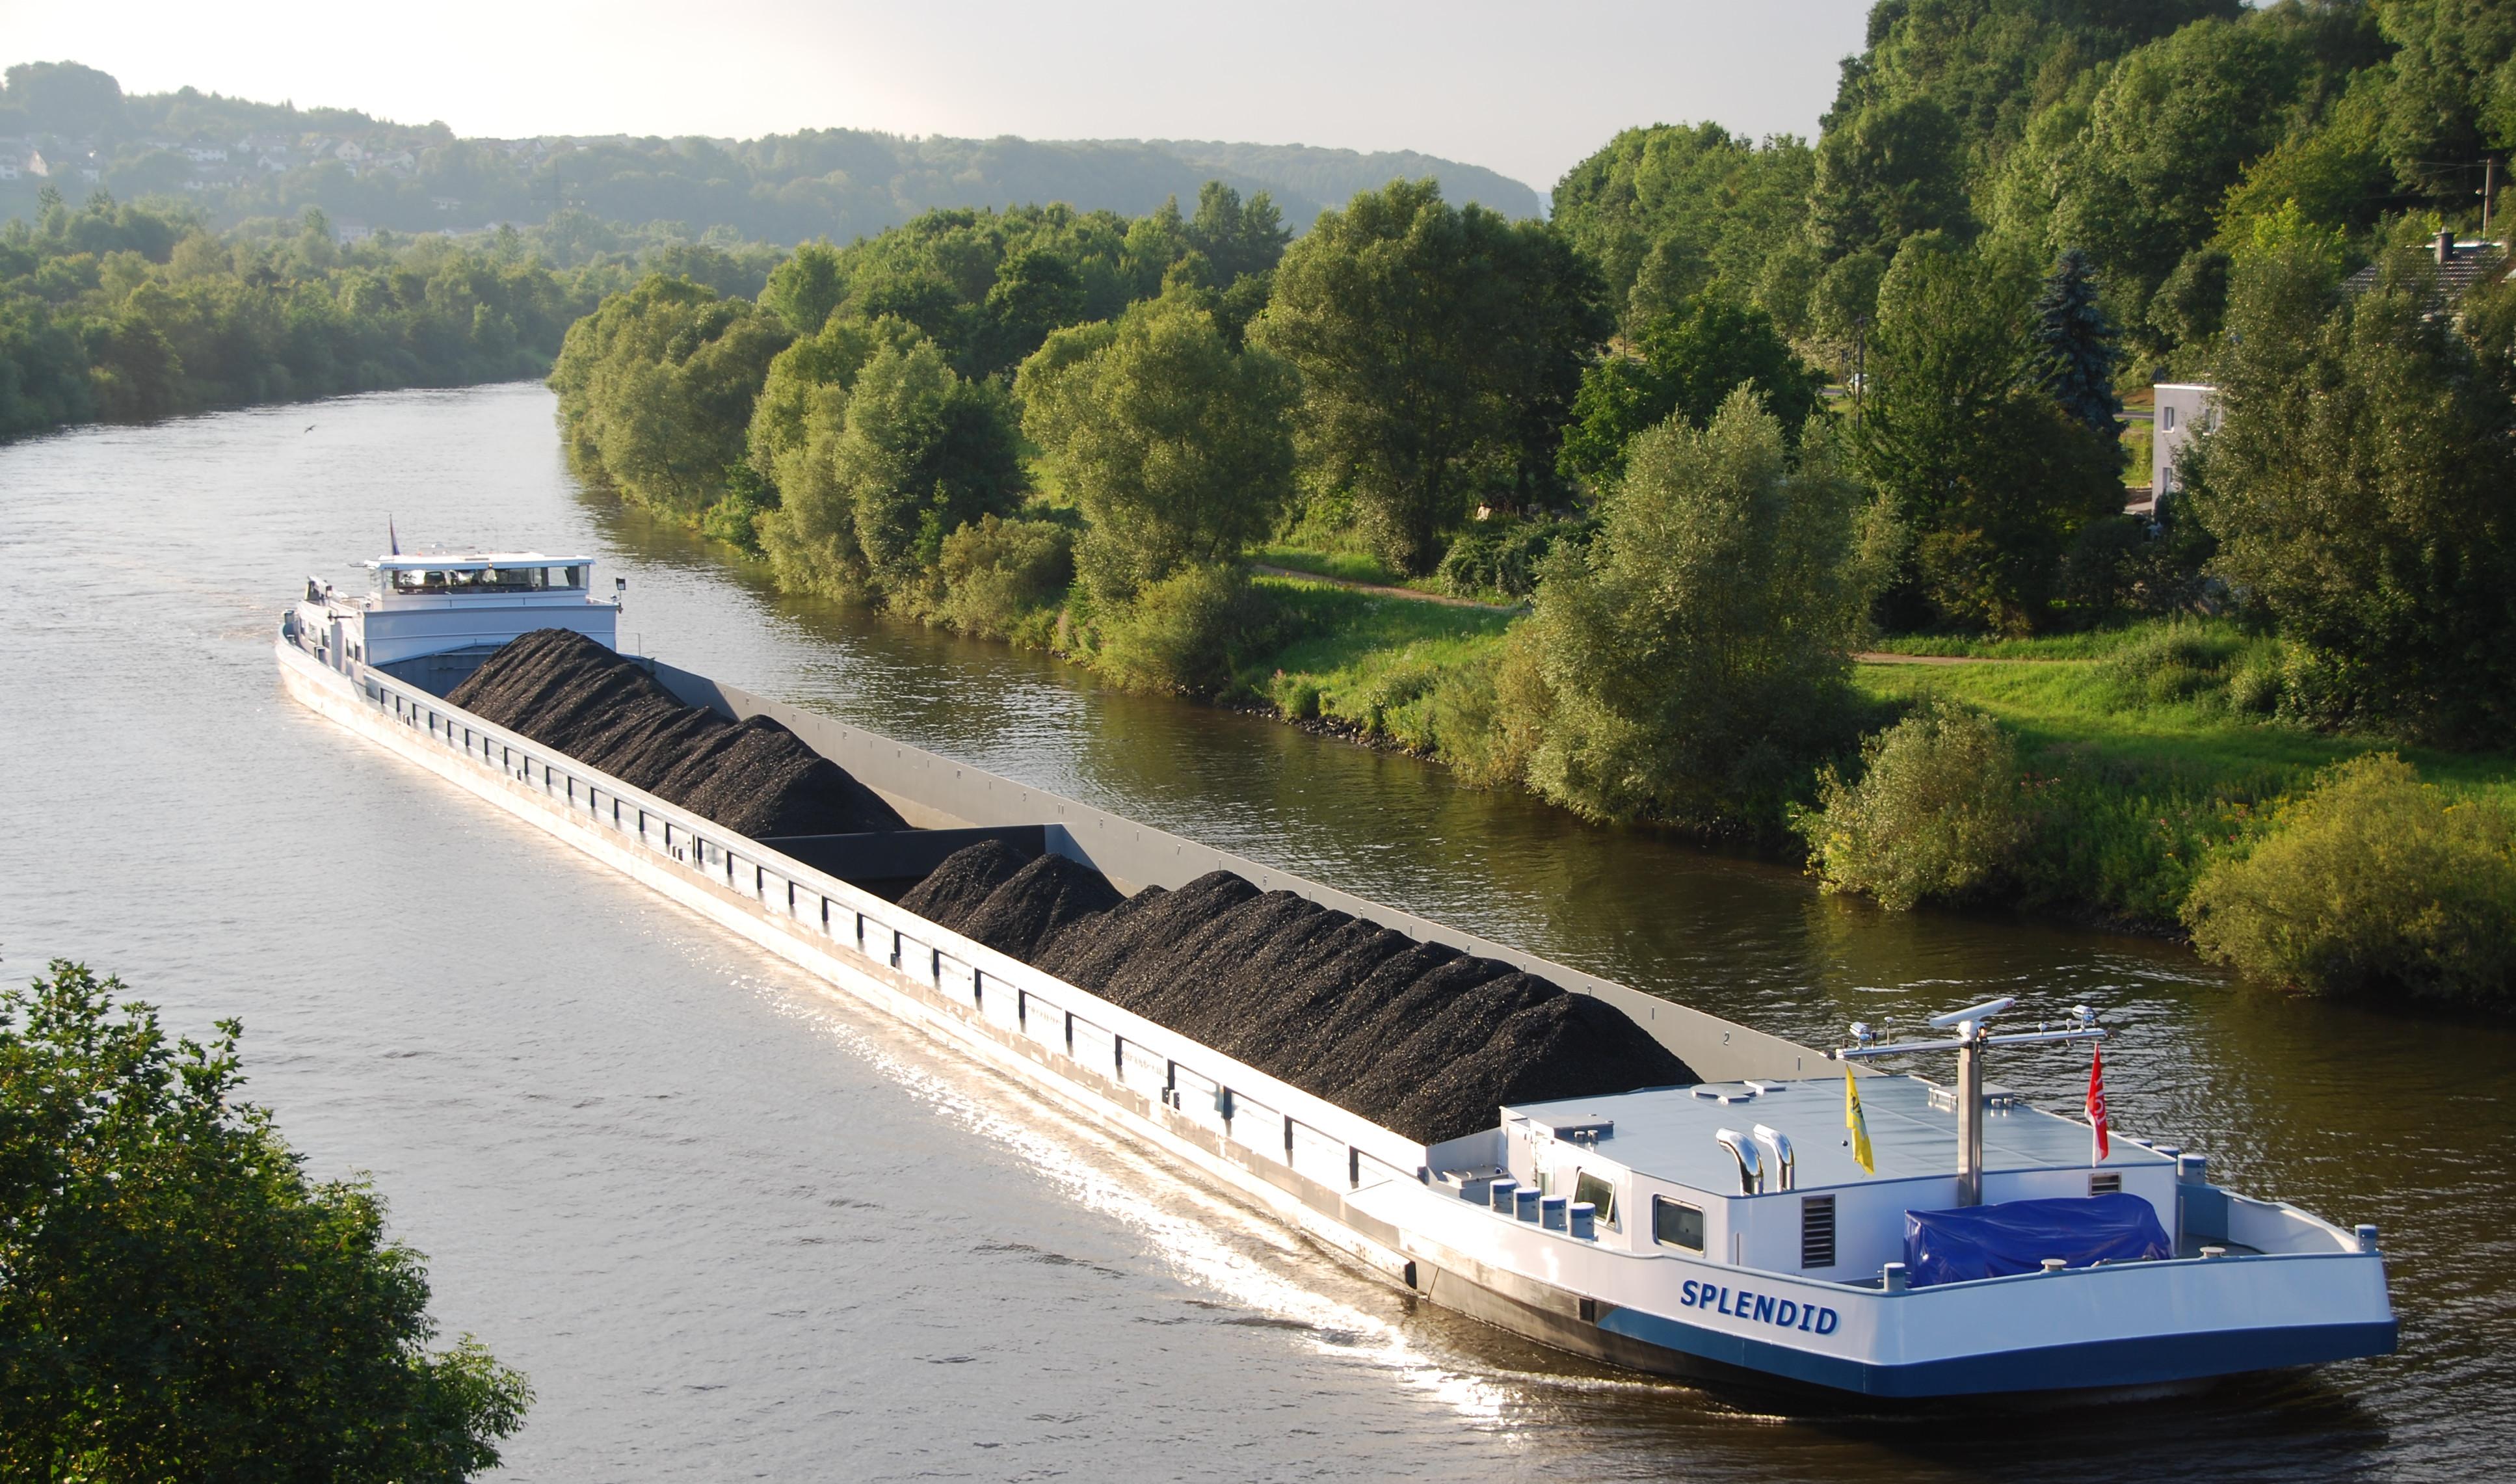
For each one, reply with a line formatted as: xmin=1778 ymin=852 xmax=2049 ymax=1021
xmin=1676 ymin=1279 xmax=1838 ymax=1339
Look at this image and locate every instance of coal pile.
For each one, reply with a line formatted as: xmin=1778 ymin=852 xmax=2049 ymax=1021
xmin=897 ymin=838 xmax=1029 ymax=926
xmin=906 ymin=846 xmax=1695 ymax=1145
xmin=956 ymin=854 xmax=1126 ymax=962
xmin=447 ymin=628 xmax=907 ymax=838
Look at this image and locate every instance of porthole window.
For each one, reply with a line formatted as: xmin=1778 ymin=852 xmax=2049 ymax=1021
xmin=1652 ymin=1195 xmax=1704 ymax=1252
xmin=1575 ymin=1171 xmax=1621 ymax=1231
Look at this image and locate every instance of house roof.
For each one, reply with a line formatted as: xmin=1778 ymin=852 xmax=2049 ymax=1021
xmin=2343 ymin=240 xmax=2509 ymax=302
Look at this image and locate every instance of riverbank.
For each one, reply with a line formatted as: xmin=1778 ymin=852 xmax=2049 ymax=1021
xmin=1211 ymin=564 xmax=2516 ymax=966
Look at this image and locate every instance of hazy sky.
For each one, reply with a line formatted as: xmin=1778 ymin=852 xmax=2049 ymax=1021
xmin=1 ymin=0 xmax=1875 ymax=192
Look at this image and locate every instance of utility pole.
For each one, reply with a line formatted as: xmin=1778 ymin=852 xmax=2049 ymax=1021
xmin=1852 ymin=313 xmax=1872 ymax=431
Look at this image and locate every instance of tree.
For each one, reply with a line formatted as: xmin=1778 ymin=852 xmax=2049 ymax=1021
xmin=2 ymin=60 xmax=126 ymax=137
xmin=2374 ymin=0 xmax=2516 ymax=201
xmin=1249 ymin=179 xmax=1609 ymax=573
xmin=973 ymin=248 xmax=1087 ymax=377
xmin=774 ymin=336 xmax=1024 ymax=601
xmin=1548 ymin=122 xmax=1816 ymax=332
xmin=1808 ymin=96 xmax=1972 ymax=261
xmin=1820 ymin=0 xmax=2242 ymax=179
xmin=2031 ymin=248 xmax=2123 ymax=441
xmin=547 ymin=274 xmax=793 ymax=523
xmin=2187 ymin=233 xmax=2516 ymax=739
xmin=1016 ymin=286 xmax=1298 ymax=602
xmin=1557 ymin=289 xmax=1823 ymax=490
xmin=2036 ymin=16 xmax=2310 ymax=330
xmin=745 ymin=313 xmax=921 ymax=501
xmin=0 ymin=962 xmax=529 ymax=1479
xmin=1184 ymin=181 xmax=1290 ymax=284
xmin=1493 ymin=390 xmax=1875 ymax=830
xmin=1858 ymin=235 xmax=2124 ymax=631
xmin=760 ymin=240 xmax=847 ymax=336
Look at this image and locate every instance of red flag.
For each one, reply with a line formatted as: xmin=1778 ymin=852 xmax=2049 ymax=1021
xmin=2086 ymin=1045 xmax=2110 ymax=1165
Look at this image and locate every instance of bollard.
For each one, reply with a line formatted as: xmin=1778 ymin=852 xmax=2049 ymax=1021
xmin=1570 ymin=1201 xmax=1597 ymax=1240
xmin=1515 ymin=1186 xmax=1542 ymax=1223
xmin=1541 ymin=1195 xmax=1569 ymax=1232
xmin=1881 ymin=1261 xmax=1908 ymax=1293
xmin=1489 ymin=1178 xmax=1518 ymax=1214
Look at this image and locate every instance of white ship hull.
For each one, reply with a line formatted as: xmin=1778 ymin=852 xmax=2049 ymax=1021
xmin=275 ymin=632 xmax=2396 ymax=1401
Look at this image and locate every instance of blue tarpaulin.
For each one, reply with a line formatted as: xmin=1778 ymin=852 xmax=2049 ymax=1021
xmin=1903 ymin=1193 xmax=2172 ymax=1288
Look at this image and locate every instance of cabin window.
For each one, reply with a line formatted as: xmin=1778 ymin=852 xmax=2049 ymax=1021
xmin=1574 ymin=1171 xmax=1620 ymax=1231
xmin=561 ymin=565 xmax=584 ymax=588
xmin=1800 ymin=1195 xmax=1837 ymax=1269
xmin=1652 ymin=1195 xmax=1704 ymax=1252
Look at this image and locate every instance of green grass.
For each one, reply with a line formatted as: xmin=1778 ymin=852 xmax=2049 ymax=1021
xmin=1252 ymin=574 xmax=1511 ymax=747
xmin=1862 ymin=627 xmax=2168 ymax=659
xmin=1851 ymin=652 xmax=2516 ymax=808
xmin=1251 ymin=543 xmax=1447 ymax=594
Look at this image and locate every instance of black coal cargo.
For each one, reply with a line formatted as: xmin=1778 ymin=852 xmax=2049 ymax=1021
xmin=905 ymin=845 xmax=1696 ymax=1145
xmin=446 ymin=629 xmax=908 ymax=838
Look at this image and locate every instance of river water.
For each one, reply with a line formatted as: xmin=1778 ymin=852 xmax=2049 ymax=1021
xmin=1 ymin=382 xmax=2507 ymax=1480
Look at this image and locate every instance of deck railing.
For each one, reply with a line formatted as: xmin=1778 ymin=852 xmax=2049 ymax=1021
xmin=308 ymin=631 xmax=1430 ymax=1192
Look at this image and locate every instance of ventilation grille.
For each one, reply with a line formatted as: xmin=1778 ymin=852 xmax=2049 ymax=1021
xmin=2089 ymin=1173 xmax=2122 ymax=1196
xmin=1800 ymin=1195 xmax=1837 ymax=1269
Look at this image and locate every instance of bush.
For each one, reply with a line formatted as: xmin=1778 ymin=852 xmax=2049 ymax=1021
xmin=1503 ymin=388 xmax=1874 ymax=830
xmin=1088 ymin=564 xmax=1292 ymax=697
xmin=934 ymin=516 xmax=1074 ymax=641
xmin=2182 ymin=754 xmax=2516 ymax=1007
xmin=1795 ymin=698 xmax=2029 ymax=910
xmin=2098 ymin=619 xmax=2247 ymax=707
xmin=1435 ymin=517 xmax=1593 ymax=600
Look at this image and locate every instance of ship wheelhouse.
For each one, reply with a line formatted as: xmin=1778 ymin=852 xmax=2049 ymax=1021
xmin=289 ymin=551 xmax=618 ymax=688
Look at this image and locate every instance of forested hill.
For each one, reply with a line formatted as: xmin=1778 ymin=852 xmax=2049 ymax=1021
xmin=0 ymin=62 xmax=1541 ymax=239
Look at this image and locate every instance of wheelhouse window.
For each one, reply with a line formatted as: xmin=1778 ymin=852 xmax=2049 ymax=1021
xmin=390 ymin=566 xmax=567 ymax=593
xmin=1652 ymin=1195 xmax=1704 ymax=1252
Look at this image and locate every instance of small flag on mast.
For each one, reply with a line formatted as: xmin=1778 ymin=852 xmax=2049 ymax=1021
xmin=388 ymin=516 xmax=399 ymax=556
xmin=2086 ymin=1044 xmax=2111 ymax=1165
xmin=1845 ymin=1069 xmax=1875 ymax=1174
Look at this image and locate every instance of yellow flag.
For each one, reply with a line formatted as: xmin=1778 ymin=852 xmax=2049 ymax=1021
xmin=1846 ymin=1069 xmax=1875 ymax=1174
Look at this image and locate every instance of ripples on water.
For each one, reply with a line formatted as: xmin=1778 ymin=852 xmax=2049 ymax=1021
xmin=0 ymin=384 xmax=2503 ymax=1480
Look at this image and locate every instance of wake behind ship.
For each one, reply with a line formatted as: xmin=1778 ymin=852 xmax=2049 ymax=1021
xmin=274 ymin=546 xmax=2396 ymax=1401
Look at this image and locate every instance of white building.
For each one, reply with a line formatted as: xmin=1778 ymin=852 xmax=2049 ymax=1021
xmin=2152 ymin=383 xmax=2218 ymax=496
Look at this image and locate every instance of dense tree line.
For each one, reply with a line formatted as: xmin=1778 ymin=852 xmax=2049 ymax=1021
xmin=1544 ymin=0 xmax=2516 ymax=738
xmin=0 ymin=188 xmax=605 ymax=439
xmin=0 ymin=61 xmax=1541 ymax=245
xmin=556 ymin=0 xmax=2516 ymax=762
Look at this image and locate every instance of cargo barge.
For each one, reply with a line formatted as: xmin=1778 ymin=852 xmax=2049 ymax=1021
xmin=276 ymin=550 xmax=2396 ymax=1402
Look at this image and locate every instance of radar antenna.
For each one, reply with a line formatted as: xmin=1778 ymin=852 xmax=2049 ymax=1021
xmin=1831 ymin=1000 xmax=2102 ymax=1206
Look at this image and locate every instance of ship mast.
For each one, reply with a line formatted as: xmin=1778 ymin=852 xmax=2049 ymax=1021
xmin=1832 ymin=998 xmax=2104 ymax=1206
